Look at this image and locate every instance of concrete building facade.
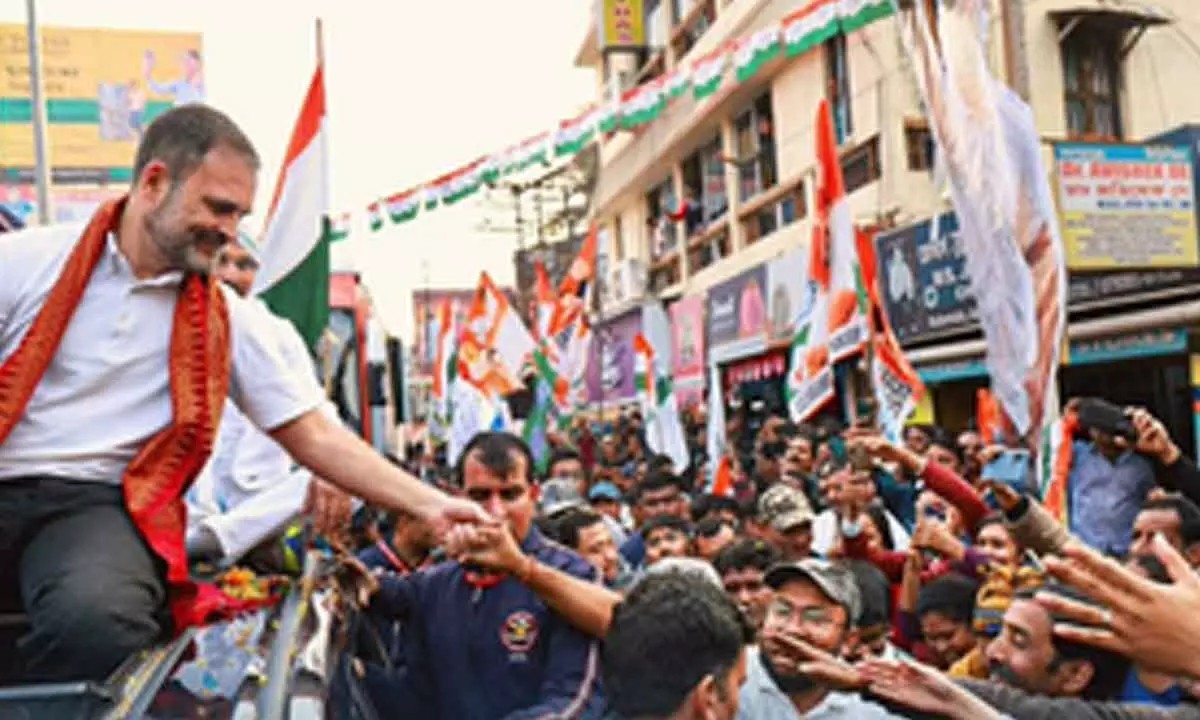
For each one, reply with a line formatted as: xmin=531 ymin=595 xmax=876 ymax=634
xmin=576 ymin=0 xmax=1200 ymax=437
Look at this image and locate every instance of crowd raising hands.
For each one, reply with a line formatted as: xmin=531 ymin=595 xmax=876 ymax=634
xmin=328 ymin=398 xmax=1200 ymax=719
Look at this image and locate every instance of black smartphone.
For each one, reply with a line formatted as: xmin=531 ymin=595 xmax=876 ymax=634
xmin=1076 ymin=398 xmax=1137 ymax=442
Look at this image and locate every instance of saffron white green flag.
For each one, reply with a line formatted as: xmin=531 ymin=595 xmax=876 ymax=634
xmin=692 ymin=45 xmax=730 ymax=100
xmin=783 ymin=0 xmax=841 ymax=57
xmin=255 ymin=63 xmax=331 ymax=351
xmin=734 ymin=24 xmax=782 ymax=83
xmin=838 ymin=0 xmax=893 ymax=33
xmin=367 ymin=201 xmax=384 ymax=232
xmin=633 ymin=334 xmax=690 ymax=474
xmin=387 ymin=189 xmax=420 ymax=224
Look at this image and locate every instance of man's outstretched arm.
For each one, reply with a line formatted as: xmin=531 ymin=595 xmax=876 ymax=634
xmin=272 ymin=411 xmax=488 ymax=531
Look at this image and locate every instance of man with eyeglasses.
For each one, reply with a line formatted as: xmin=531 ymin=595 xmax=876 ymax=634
xmin=738 ymin=559 xmax=905 ymax=718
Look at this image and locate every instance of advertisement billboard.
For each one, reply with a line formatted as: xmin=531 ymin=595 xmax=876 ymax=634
xmin=586 ymin=309 xmax=643 ymax=405
xmin=0 ymin=25 xmax=204 ymax=181
xmin=1054 ymin=142 xmax=1199 ymax=270
xmin=0 ymin=183 xmax=121 ymax=224
xmin=669 ymin=296 xmax=705 ymax=408
xmin=706 ymin=265 xmax=768 ymax=362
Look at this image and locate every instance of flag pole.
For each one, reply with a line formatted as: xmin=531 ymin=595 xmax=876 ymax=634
xmin=315 ymin=18 xmax=332 ymax=214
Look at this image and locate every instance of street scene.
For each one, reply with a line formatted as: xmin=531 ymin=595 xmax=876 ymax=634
xmin=2 ymin=0 xmax=1200 ymax=717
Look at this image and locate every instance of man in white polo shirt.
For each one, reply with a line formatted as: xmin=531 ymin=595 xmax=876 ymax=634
xmin=0 ymin=104 xmax=488 ymax=682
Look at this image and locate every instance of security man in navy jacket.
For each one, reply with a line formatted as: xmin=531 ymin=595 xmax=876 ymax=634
xmin=365 ymin=432 xmax=605 ymax=719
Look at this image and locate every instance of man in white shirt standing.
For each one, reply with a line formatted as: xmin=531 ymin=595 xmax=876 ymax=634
xmin=185 ymin=237 xmax=348 ymax=566
xmin=0 ymin=104 xmax=488 ymax=683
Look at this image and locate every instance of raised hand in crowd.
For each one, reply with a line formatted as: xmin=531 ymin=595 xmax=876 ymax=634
xmin=846 ymin=431 xmax=919 ymax=472
xmin=983 ymin=479 xmax=1022 ymax=514
xmin=912 ymin=519 xmax=965 ymax=562
xmin=1039 ymin=534 xmax=1200 ymax=680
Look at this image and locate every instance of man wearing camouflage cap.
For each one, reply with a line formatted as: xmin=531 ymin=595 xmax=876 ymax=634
xmin=757 ymin=484 xmax=816 ymax=561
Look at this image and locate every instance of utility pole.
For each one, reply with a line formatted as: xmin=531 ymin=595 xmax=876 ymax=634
xmin=25 ymin=0 xmax=52 ymax=225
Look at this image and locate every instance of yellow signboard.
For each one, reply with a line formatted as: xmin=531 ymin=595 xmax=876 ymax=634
xmin=0 ymin=25 xmax=204 ymax=175
xmin=596 ymin=0 xmax=645 ymax=50
xmin=1054 ymin=142 xmax=1200 ymax=270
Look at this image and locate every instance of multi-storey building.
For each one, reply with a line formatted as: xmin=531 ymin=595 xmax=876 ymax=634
xmin=577 ymin=0 xmax=1200 ymax=447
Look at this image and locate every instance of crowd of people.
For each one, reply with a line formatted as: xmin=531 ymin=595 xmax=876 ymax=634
xmin=343 ymin=401 xmax=1200 ymax=719
xmin=2 ymin=98 xmax=1200 ymax=720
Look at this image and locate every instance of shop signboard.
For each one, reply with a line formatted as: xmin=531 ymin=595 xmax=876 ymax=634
xmin=917 ymin=328 xmax=1189 ymax=384
xmin=877 ymin=212 xmax=1200 ymax=346
xmin=1054 ymin=142 xmax=1198 ymax=270
xmin=669 ymin=296 xmax=706 ymax=408
xmin=765 ymin=247 xmax=811 ymax=344
xmin=706 ymin=265 xmax=768 ymax=362
xmin=586 ymin=309 xmax=643 ymax=405
xmin=874 ymin=212 xmax=977 ymax=344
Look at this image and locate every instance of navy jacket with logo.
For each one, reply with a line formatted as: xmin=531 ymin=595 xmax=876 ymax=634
xmin=370 ymin=527 xmax=605 ymax=719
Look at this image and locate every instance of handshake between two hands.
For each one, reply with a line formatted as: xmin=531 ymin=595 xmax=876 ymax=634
xmin=336 ymin=514 xmax=520 ymax=607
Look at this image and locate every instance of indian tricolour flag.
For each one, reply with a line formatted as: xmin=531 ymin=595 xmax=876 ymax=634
xmin=620 ymin=78 xmax=666 ymax=129
xmin=597 ymin=97 xmax=620 ymax=134
xmin=367 ymin=200 xmax=384 ymax=232
xmin=443 ymin=160 xmax=484 ymax=206
xmin=633 ymin=334 xmax=690 ymax=474
xmin=838 ymin=0 xmax=893 ymax=33
xmin=387 ymin=188 xmax=419 ymax=224
xmin=692 ymin=44 xmax=731 ymax=100
xmin=733 ymin=24 xmax=782 ymax=83
xmin=254 ymin=63 xmax=331 ymax=351
xmin=665 ymin=65 xmax=691 ymax=100
xmin=554 ymin=109 xmax=597 ymax=158
xmin=783 ymin=0 xmax=841 ymax=57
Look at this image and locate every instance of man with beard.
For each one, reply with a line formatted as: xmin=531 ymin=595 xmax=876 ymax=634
xmin=738 ymin=559 xmax=905 ymax=718
xmin=603 ymin=569 xmax=752 ymax=720
xmin=0 ymin=105 xmax=487 ymax=682
xmin=985 ymin=585 xmax=1130 ymax=701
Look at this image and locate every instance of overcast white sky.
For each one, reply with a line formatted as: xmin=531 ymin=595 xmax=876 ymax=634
xmin=3 ymin=0 xmax=595 ymax=340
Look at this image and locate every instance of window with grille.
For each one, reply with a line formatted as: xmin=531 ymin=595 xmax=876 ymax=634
xmin=1061 ymin=25 xmax=1123 ymax=141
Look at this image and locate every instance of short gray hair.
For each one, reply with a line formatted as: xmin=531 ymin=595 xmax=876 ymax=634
xmin=132 ymin=104 xmax=259 ymax=185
